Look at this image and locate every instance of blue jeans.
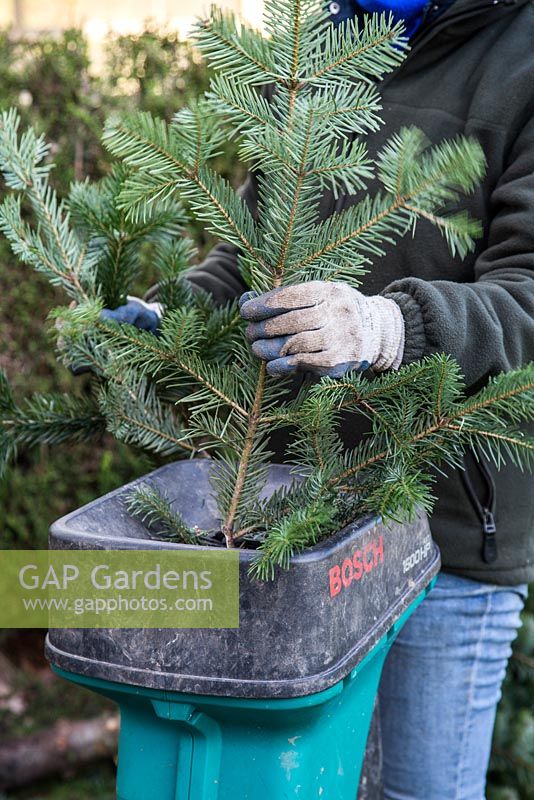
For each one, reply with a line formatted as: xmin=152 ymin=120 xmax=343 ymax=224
xmin=378 ymin=571 xmax=528 ymax=800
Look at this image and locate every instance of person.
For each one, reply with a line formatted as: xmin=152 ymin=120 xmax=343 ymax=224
xmin=103 ymin=0 xmax=534 ymax=796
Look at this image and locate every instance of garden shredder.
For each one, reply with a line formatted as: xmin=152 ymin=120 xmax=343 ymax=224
xmin=46 ymin=460 xmax=440 ymax=799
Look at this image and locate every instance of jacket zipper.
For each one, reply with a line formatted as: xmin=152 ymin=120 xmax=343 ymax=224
xmin=460 ymin=448 xmax=498 ymax=563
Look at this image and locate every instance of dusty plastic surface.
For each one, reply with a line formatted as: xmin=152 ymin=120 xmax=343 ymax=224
xmin=358 ymin=700 xmax=383 ymax=800
xmin=46 ymin=459 xmax=440 ymax=698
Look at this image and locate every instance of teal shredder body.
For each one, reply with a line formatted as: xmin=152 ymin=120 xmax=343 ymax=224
xmin=53 ymin=587 xmax=433 ymax=800
xmin=45 ymin=461 xmax=440 ymax=799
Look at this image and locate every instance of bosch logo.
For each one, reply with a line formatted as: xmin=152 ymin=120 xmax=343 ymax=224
xmin=328 ymin=535 xmax=384 ymax=598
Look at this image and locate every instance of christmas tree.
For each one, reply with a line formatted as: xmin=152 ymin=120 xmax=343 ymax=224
xmin=1 ymin=0 xmax=534 ymax=581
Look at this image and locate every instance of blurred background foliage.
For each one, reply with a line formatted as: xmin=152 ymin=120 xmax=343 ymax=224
xmin=0 ymin=25 xmax=240 ymax=798
xmin=0 ymin=23 xmax=531 ymax=799
xmin=0 ymin=22 xmax=242 ymax=550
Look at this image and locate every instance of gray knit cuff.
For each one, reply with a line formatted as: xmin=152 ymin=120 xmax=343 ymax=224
xmin=381 ymin=291 xmax=427 ymax=365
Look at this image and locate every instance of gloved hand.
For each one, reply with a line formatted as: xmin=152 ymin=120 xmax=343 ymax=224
xmin=239 ymin=281 xmax=405 ymax=378
xmin=100 ymin=296 xmax=163 ymax=334
xmin=58 ymin=296 xmax=164 ymax=376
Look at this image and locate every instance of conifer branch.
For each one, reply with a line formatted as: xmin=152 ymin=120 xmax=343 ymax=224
xmin=126 ymin=485 xmax=199 ymax=543
xmin=305 ymin=14 xmax=406 ymax=83
xmin=222 ymin=362 xmax=267 ymax=545
xmin=329 ymin=369 xmax=534 ymax=488
xmin=219 ymin=1 xmax=316 ymax=539
xmin=0 ymin=376 xmax=106 ymax=476
xmin=193 ymin=9 xmax=280 ymax=84
xmin=95 ymin=321 xmax=250 ymax=418
xmin=103 ymin=117 xmax=270 ymax=274
xmin=274 ymin=109 xmax=315 ymax=283
xmin=99 ymin=379 xmax=197 ymax=456
xmin=2 ymin=5 xmax=532 ymax=583
xmin=0 ymin=110 xmax=92 ymax=302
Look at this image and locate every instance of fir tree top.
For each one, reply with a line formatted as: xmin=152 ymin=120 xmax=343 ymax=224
xmin=1 ymin=1 xmax=533 ymax=580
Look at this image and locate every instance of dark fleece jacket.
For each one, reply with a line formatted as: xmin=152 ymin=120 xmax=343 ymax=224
xmin=147 ymin=0 xmax=534 ymax=584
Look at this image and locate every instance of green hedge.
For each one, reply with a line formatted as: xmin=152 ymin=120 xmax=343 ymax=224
xmin=0 ymin=24 xmax=243 ymax=549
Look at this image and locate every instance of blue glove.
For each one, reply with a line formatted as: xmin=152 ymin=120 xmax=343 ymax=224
xmin=239 ymin=282 xmax=405 ymax=378
xmin=100 ymin=296 xmax=163 ymax=334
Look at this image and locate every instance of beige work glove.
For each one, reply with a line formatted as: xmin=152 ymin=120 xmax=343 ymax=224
xmin=239 ymin=281 xmax=405 ymax=378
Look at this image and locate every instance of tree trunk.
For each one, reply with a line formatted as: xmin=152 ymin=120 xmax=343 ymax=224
xmin=0 ymin=714 xmax=119 ymax=790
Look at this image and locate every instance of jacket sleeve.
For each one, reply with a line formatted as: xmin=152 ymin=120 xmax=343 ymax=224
xmin=382 ymin=116 xmax=534 ymax=387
